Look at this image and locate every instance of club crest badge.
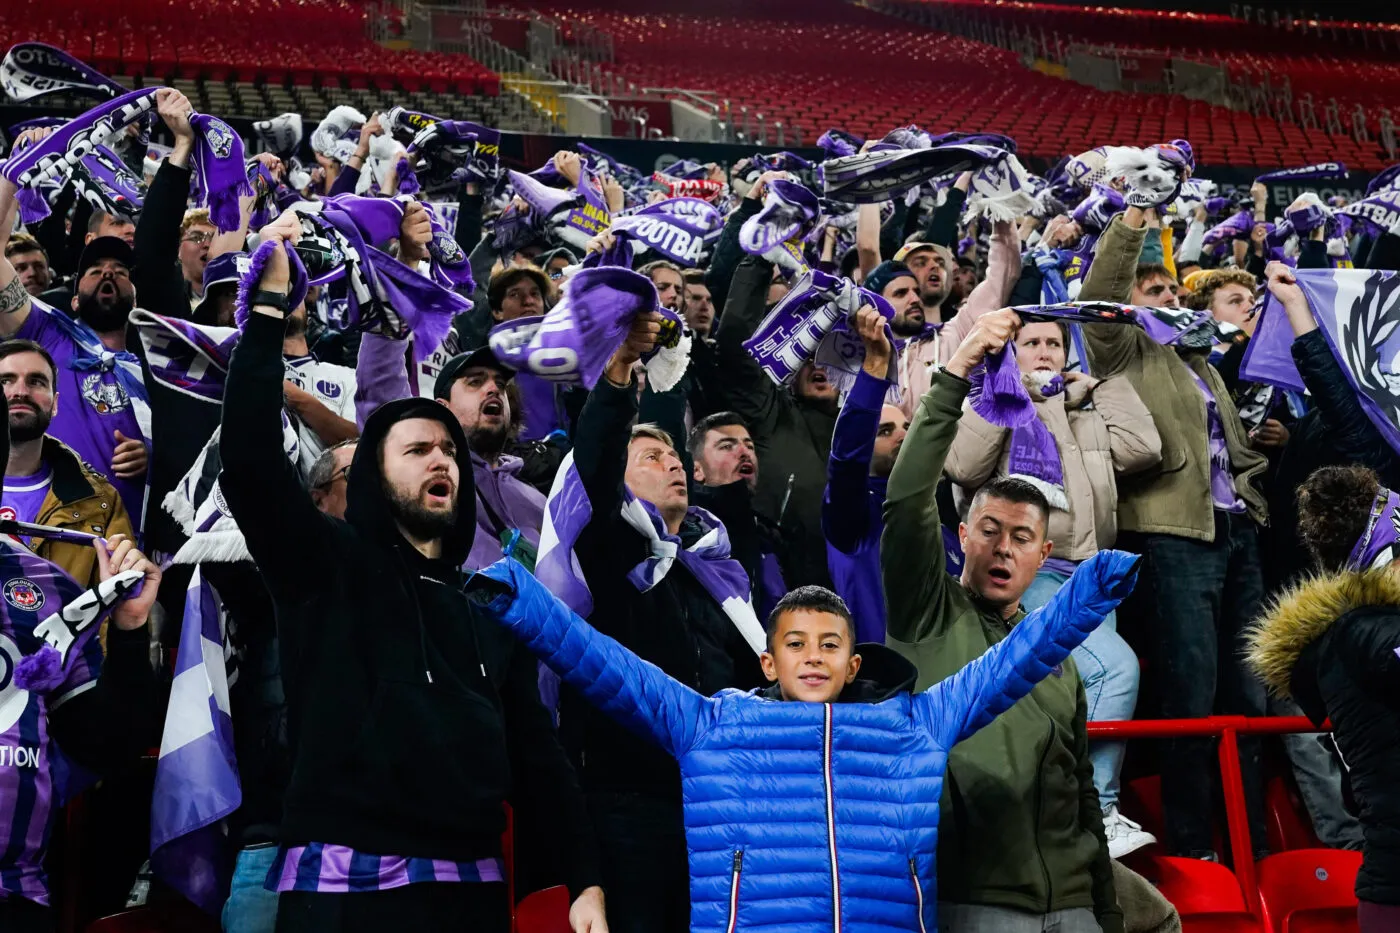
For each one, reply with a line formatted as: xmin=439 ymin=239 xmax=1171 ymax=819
xmin=4 ymin=578 xmax=45 ymax=612
xmin=81 ymin=372 xmax=130 ymax=414
xmin=204 ymin=120 xmax=235 ymax=159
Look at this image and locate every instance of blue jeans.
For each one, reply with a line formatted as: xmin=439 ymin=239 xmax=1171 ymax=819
xmin=223 ymin=844 xmax=280 ymax=933
xmin=1023 ymin=569 xmax=1139 ymax=810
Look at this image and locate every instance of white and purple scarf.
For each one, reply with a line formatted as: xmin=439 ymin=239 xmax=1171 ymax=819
xmin=1255 ymin=162 xmax=1349 ymax=183
xmin=1337 ymin=187 xmax=1400 ymax=237
xmin=405 ymin=116 xmax=500 ymax=188
xmin=252 ymin=112 xmax=302 ymax=155
xmin=1240 ymin=267 xmax=1400 ymax=457
xmin=2 ymin=87 xmax=248 ymax=230
xmin=1006 ymin=372 xmax=1068 ymax=510
xmin=739 ymin=178 xmax=822 ymax=274
xmin=1 ymin=42 xmax=126 ymax=103
xmin=487 ymin=266 xmax=690 ymax=392
xmin=499 ymin=165 xmax=611 ymax=253
xmin=965 ymin=152 xmax=1038 ymax=223
xmin=310 ymin=105 xmax=364 ymax=164
xmin=605 ymin=197 xmax=722 ymax=268
xmin=1347 ymin=487 xmax=1400 ymax=571
xmin=535 ymin=450 xmax=766 ymax=654
xmin=742 ymin=267 xmax=897 ymax=398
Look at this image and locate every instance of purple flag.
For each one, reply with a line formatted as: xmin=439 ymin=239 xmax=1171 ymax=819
xmin=150 ymin=567 xmax=239 ymax=915
xmin=1241 ymin=268 xmax=1400 ymax=457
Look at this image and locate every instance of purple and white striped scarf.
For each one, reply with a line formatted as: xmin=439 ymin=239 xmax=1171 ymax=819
xmin=535 ymin=450 xmax=766 ymax=654
xmin=742 ymin=268 xmax=896 ymax=398
xmin=1 ymin=42 xmax=126 ymax=103
xmin=1347 ymin=488 xmax=1400 ymax=572
xmin=2 ymin=87 xmax=248 ymax=230
xmin=1007 ymin=373 xmax=1067 ymax=510
xmin=739 ymin=178 xmax=822 ymax=273
xmin=487 ymin=266 xmax=689 ymax=392
xmin=267 ymin=843 xmax=504 ymax=893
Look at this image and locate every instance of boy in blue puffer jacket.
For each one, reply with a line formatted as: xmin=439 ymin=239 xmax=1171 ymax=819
xmin=469 ymin=551 xmax=1138 ymax=933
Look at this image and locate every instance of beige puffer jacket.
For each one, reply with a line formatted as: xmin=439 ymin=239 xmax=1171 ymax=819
xmin=945 ymin=373 xmax=1163 ymax=560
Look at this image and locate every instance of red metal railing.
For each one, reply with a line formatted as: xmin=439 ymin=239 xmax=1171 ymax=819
xmin=1087 ymin=715 xmax=1324 ymax=917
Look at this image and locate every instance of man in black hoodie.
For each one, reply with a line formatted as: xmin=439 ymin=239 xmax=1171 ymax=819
xmin=220 ymin=215 xmax=606 ymax=933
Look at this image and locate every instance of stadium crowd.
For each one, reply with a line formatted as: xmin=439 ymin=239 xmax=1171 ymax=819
xmin=0 ymin=38 xmax=1398 ymax=933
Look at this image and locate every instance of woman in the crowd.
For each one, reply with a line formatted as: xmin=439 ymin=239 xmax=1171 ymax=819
xmin=1247 ymin=465 xmax=1400 ymax=932
xmin=945 ymin=317 xmax=1163 ymax=858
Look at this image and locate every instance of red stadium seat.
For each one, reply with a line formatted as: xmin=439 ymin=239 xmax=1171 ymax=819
xmin=1257 ymin=850 xmax=1361 ymax=933
xmin=515 ymin=885 xmax=573 ymax=933
xmin=1131 ymin=853 xmax=1264 ymax=933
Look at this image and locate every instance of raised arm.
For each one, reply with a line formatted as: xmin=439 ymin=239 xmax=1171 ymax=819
xmin=470 ymin=559 xmax=712 ymax=758
xmin=883 ymin=310 xmax=1020 ymax=643
xmin=1079 ymin=210 xmax=1149 ymax=377
xmin=132 ymin=91 xmax=199 ymax=319
xmin=915 ymin=549 xmax=1141 ymax=746
xmin=711 ymin=255 xmax=787 ymax=439
xmin=219 ymin=218 xmax=339 ymax=601
xmin=824 ymin=368 xmax=887 ymax=554
xmin=705 ymin=179 xmax=766 ymax=311
xmin=573 ymin=314 xmax=660 ymax=518
xmin=938 ymin=219 xmax=1021 ymax=349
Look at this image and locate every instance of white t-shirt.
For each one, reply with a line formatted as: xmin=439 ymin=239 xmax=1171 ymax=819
xmin=283 ymin=356 xmax=357 ymax=468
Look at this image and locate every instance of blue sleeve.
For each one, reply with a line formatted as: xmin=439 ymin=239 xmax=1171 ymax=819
xmin=823 ymin=369 xmax=888 ymax=554
xmin=915 ymin=550 xmax=1141 ymax=746
xmin=471 ymin=559 xmax=713 ymax=758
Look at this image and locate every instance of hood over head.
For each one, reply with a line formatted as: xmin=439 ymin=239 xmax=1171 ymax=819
xmin=346 ymin=396 xmax=477 ymax=568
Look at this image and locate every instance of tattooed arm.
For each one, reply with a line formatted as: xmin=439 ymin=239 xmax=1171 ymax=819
xmin=0 ymin=178 xmax=35 ymax=334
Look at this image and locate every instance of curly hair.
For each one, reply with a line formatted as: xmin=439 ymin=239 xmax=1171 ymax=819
xmin=1296 ymin=465 xmax=1383 ymax=572
xmin=1183 ymin=268 xmax=1256 ymax=313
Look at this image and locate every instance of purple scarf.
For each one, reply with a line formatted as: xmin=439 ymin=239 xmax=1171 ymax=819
xmin=1255 ymin=162 xmax=1348 ymax=182
xmin=1007 ymin=374 xmax=1068 ymax=510
xmin=487 ymin=267 xmax=686 ymax=390
xmin=606 ymin=197 xmax=722 ymax=267
xmin=1338 ymin=188 xmax=1400 ymax=235
xmin=820 ymin=141 xmax=1013 ymax=204
xmin=1203 ymin=210 xmax=1257 ymax=250
xmin=405 ymin=117 xmax=500 ymax=187
xmin=739 ymin=178 xmax=822 ymax=273
xmin=1071 ymin=184 xmax=1125 ymax=233
xmin=816 ymin=128 xmax=864 ymax=159
xmin=1347 ymin=488 xmax=1400 ymax=571
xmin=2 ymin=87 xmax=248 ymax=230
xmin=505 ymin=166 xmax=611 ymax=252
xmin=742 ymin=268 xmax=897 ymax=397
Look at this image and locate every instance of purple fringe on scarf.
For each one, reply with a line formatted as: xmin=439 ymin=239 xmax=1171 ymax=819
xmin=235 ymin=237 xmax=308 ymax=331
xmin=396 ymin=157 xmax=421 ymax=195
xmin=968 ymin=347 xmax=1037 ymax=428
xmin=14 ymin=643 xmax=63 ymax=693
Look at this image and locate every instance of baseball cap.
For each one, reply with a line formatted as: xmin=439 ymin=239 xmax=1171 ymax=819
xmin=76 ymin=236 xmax=135 ymax=277
xmin=193 ymin=252 xmax=245 ymax=324
xmin=432 ymin=344 xmax=509 ymax=400
xmin=893 ymin=241 xmax=954 ymax=268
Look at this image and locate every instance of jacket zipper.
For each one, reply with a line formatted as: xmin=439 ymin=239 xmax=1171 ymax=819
xmin=909 ymin=859 xmax=927 ymax=933
xmin=823 ymin=703 xmax=840 ymax=932
xmin=726 ymin=849 xmax=743 ymax=933
xmin=1034 ymin=703 xmax=1054 ymax=909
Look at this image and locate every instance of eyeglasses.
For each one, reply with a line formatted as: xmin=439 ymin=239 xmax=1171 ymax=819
xmin=312 ymin=465 xmax=350 ymax=490
xmin=182 ymin=230 xmax=215 ymax=246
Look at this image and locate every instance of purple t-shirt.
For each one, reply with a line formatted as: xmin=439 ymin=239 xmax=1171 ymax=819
xmin=0 ymin=545 xmax=103 ymax=906
xmin=17 ymin=302 xmax=145 ymax=522
xmin=1188 ymin=370 xmax=1246 ymax=515
xmin=1 ymin=467 xmax=54 ymax=546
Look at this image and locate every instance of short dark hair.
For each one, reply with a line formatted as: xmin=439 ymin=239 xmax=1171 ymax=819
xmin=487 ymin=266 xmax=551 ymax=313
xmin=1134 ymin=263 xmax=1175 ymax=287
xmin=968 ymin=477 xmax=1051 ymax=538
xmin=0 ymin=339 xmax=58 ymax=384
xmin=1297 ymin=465 xmax=1383 ymax=572
xmin=764 ymin=586 xmax=855 ymax=650
xmin=687 ymin=411 xmax=749 ymax=462
xmin=681 ymin=268 xmax=707 ymax=289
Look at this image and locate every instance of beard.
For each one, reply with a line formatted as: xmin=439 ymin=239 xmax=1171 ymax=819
xmin=467 ymin=420 xmax=509 ymax=460
xmin=75 ymin=289 xmax=135 ymax=332
xmin=384 ymin=478 xmax=458 ymax=542
xmin=7 ymin=403 xmax=52 ymax=442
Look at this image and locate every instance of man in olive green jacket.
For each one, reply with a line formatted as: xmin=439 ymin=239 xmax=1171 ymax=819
xmin=884 ymin=310 xmax=1123 ymax=933
xmin=1075 ymin=205 xmax=1270 ymax=858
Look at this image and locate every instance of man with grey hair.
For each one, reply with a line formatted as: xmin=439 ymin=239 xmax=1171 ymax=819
xmin=307 ymin=440 xmax=357 ymax=520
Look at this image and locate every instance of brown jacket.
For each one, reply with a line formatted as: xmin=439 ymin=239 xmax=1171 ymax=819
xmin=1077 ymin=217 xmax=1269 ymax=541
xmin=946 ymin=373 xmax=1162 ymax=560
xmin=22 ymin=436 xmax=134 ymax=587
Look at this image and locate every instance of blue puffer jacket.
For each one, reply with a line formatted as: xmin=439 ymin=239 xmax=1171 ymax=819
xmin=472 ymin=551 xmax=1140 ymax=933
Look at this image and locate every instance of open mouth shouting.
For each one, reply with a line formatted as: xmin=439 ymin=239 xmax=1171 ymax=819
xmin=480 ymin=397 xmax=504 ymax=420
xmin=423 ymin=476 xmax=455 ymax=507
xmin=985 ymin=564 xmax=1014 ymax=588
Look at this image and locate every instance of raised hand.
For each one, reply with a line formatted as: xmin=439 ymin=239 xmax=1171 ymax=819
xmin=96 ymin=533 xmax=162 ymax=630
xmin=946 ymin=308 xmax=1022 ymax=379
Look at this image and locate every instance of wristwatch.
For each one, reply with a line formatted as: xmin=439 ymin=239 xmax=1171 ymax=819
xmin=252 ymin=289 xmax=291 ymax=313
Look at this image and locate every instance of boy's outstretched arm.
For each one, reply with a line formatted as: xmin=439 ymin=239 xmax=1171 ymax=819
xmin=468 ymin=559 xmax=713 ymax=758
xmin=914 ymin=550 xmax=1141 ymax=746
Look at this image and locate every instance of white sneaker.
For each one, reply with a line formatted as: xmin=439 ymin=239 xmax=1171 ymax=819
xmin=1103 ymin=805 xmax=1157 ymax=859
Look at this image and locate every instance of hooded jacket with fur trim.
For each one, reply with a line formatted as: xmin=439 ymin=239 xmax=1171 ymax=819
xmin=1247 ymin=570 xmax=1400 ymax=904
xmin=220 ymin=310 xmax=600 ymax=895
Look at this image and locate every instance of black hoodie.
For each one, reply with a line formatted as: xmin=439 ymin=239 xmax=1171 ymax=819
xmin=220 ymin=310 xmax=600 ymax=894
